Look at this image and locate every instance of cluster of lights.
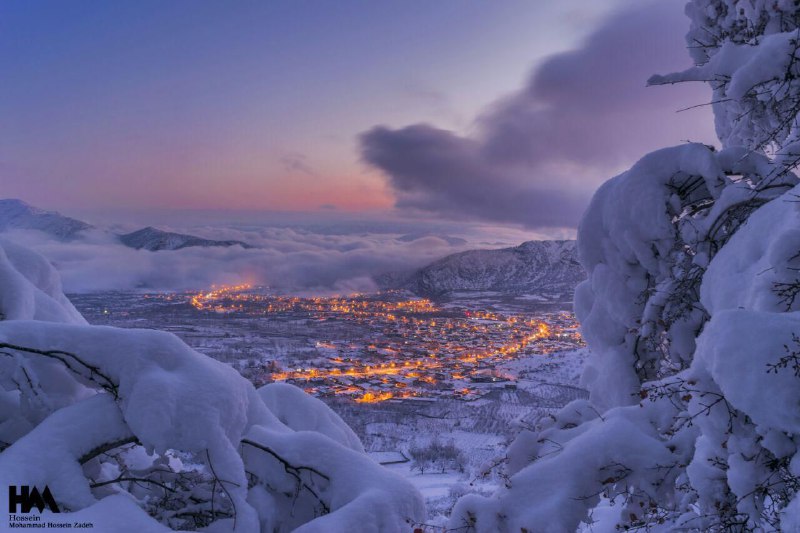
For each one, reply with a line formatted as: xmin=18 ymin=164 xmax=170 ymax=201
xmin=190 ymin=284 xmax=253 ymax=311
xmin=187 ymin=284 xmax=581 ymax=403
xmin=189 ymin=285 xmax=437 ymax=320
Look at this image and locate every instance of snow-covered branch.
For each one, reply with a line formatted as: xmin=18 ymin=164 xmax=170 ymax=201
xmin=448 ymin=2 xmax=800 ymax=530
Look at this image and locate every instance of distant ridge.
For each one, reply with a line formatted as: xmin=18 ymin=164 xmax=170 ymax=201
xmin=380 ymin=240 xmax=585 ymax=299
xmin=119 ymin=226 xmax=252 ymax=251
xmin=0 ymin=199 xmax=93 ymax=240
xmin=0 ymin=199 xmax=253 ymax=251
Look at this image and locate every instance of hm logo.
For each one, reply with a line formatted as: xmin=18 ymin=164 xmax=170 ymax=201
xmin=8 ymin=485 xmax=60 ymax=513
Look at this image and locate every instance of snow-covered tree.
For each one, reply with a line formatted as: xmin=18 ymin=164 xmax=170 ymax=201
xmin=408 ymin=439 xmax=466 ymax=475
xmin=0 ymin=239 xmax=424 ymax=532
xmin=450 ymin=2 xmax=800 ymax=531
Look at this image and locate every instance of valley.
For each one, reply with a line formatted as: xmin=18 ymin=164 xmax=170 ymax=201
xmin=69 ymin=286 xmax=587 ymax=521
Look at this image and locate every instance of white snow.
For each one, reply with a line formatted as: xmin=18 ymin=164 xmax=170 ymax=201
xmin=0 ymin=238 xmax=86 ymax=324
xmin=257 ymin=383 xmax=364 ymax=453
xmin=449 ymin=2 xmax=800 ymax=525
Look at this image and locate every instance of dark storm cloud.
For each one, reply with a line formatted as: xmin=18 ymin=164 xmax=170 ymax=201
xmin=360 ymin=0 xmax=715 ymax=229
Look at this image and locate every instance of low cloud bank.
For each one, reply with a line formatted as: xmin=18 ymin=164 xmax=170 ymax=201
xmin=2 ymin=221 xmax=551 ymax=293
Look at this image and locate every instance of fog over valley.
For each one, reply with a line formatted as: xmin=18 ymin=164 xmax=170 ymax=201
xmin=0 ymin=199 xmax=563 ymax=293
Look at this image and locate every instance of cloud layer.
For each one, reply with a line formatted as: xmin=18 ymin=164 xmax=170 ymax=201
xmin=1 ymin=220 xmax=549 ymax=293
xmin=361 ymin=0 xmax=716 ymax=229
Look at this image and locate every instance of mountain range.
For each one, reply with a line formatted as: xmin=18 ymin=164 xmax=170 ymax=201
xmin=0 ymin=199 xmax=252 ymax=251
xmin=1 ymin=199 xmax=585 ymax=297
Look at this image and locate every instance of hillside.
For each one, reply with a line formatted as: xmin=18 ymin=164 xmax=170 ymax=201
xmin=384 ymin=240 xmax=585 ymax=299
xmin=0 ymin=199 xmax=93 ymax=239
xmin=118 ymin=226 xmax=252 ymax=251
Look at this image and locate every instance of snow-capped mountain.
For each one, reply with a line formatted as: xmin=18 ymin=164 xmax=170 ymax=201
xmin=0 ymin=199 xmax=93 ymax=239
xmin=0 ymin=199 xmax=253 ymax=250
xmin=387 ymin=240 xmax=584 ymax=298
xmin=118 ymin=227 xmax=252 ymax=251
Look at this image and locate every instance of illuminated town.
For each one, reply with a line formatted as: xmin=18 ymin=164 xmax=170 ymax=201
xmin=69 ymin=283 xmax=589 ymax=517
xmin=186 ymin=284 xmax=583 ymax=403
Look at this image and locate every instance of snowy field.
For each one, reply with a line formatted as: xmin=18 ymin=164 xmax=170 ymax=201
xmin=323 ymin=350 xmax=587 ymax=522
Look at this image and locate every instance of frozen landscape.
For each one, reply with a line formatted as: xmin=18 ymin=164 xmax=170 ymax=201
xmin=5 ymin=0 xmax=800 ymax=531
xmin=67 ymin=285 xmax=587 ymax=523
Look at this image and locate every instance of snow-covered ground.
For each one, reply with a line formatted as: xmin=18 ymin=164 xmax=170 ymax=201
xmin=348 ymin=348 xmax=590 ymax=521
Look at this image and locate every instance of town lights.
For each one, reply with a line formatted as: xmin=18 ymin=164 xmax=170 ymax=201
xmin=185 ymin=284 xmax=583 ymax=403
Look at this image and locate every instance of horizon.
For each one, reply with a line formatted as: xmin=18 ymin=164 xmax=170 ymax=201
xmin=0 ymin=195 xmax=569 ymax=293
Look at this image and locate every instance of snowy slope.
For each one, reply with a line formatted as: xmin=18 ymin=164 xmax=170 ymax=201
xmin=118 ymin=226 xmax=252 ymax=251
xmin=0 ymin=198 xmax=92 ymax=239
xmin=391 ymin=240 xmax=584 ymax=297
